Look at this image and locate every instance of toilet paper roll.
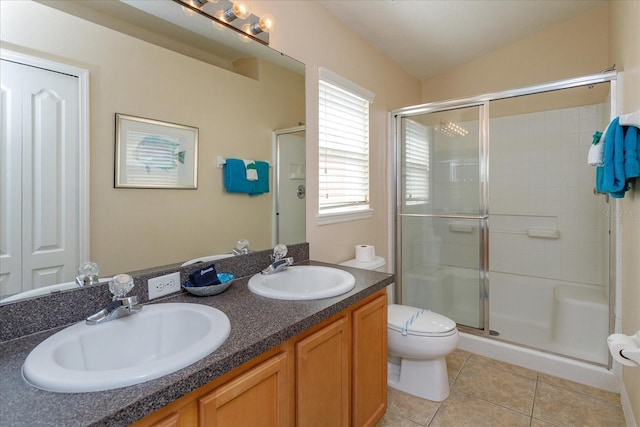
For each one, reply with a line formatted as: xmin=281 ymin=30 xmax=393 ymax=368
xmin=355 ymin=245 xmax=375 ymax=262
xmin=607 ymin=333 xmax=640 ymax=367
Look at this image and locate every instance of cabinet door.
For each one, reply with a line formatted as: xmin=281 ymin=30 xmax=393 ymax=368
xmin=148 ymin=402 xmax=196 ymax=427
xmin=353 ymin=294 xmax=388 ymax=427
xmin=296 ymin=316 xmax=350 ymax=427
xmin=151 ymin=413 xmax=180 ymax=427
xmin=199 ymin=352 xmax=289 ymax=427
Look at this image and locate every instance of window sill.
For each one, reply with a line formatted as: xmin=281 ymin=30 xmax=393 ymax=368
xmin=316 ymin=208 xmax=373 ymax=225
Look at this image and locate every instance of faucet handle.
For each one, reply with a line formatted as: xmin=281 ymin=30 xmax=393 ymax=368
xmin=109 ymin=274 xmax=134 ymax=299
xmin=77 ymin=261 xmax=100 ymax=287
xmin=237 ymin=239 xmax=250 ymax=251
xmin=273 ymin=244 xmax=288 ymax=260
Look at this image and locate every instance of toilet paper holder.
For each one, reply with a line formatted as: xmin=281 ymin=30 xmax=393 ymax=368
xmin=607 ymin=331 xmax=640 ymax=366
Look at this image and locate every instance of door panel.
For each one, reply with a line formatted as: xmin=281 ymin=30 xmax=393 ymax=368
xmin=296 ymin=317 xmax=350 ymax=427
xmin=0 ymin=59 xmax=79 ymax=296
xmin=398 ymin=105 xmax=487 ymax=330
xmin=0 ymin=66 xmax=21 ymax=295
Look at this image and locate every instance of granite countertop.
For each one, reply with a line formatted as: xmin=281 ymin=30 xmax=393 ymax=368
xmin=0 ymin=260 xmax=393 ymax=426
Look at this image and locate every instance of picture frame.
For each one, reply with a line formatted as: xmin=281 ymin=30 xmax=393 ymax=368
xmin=114 ymin=114 xmax=198 ymax=189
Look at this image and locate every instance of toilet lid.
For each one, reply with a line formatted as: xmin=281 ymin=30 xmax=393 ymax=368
xmin=388 ymin=304 xmax=457 ymax=336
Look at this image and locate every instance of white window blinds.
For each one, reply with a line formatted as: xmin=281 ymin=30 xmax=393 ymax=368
xmin=403 ymin=119 xmax=430 ymax=205
xmin=318 ymin=68 xmax=374 ymax=217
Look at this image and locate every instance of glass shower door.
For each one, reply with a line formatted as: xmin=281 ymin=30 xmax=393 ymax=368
xmin=397 ymin=105 xmax=487 ymax=330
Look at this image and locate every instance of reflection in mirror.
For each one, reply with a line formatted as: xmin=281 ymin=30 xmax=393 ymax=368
xmin=0 ymin=0 xmax=305 ymax=303
xmin=273 ymin=126 xmax=306 ymax=246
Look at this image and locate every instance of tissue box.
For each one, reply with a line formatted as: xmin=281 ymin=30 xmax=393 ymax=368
xmin=189 ymin=265 xmax=221 ymax=287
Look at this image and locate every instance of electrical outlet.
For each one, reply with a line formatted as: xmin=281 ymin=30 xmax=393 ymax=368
xmin=148 ymin=272 xmax=181 ymax=300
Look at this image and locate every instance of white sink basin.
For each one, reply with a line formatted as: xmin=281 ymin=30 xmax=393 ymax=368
xmin=181 ymin=253 xmax=234 ymax=267
xmin=1 ymin=278 xmax=112 ymax=303
xmin=248 ymin=266 xmax=356 ymax=300
xmin=22 ymin=303 xmax=230 ymax=393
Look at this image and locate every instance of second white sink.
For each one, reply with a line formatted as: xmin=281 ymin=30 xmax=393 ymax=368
xmin=248 ymin=266 xmax=355 ymax=300
xmin=22 ymin=303 xmax=230 ymax=393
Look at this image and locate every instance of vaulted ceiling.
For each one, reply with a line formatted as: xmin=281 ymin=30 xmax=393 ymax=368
xmin=318 ymin=0 xmax=607 ymax=81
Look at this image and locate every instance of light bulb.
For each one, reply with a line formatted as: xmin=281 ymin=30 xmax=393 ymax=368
xmin=246 ymin=13 xmax=275 ymax=35
xmin=257 ymin=14 xmax=275 ymax=33
xmin=183 ymin=0 xmax=209 ymax=11
xmin=222 ymin=1 xmax=250 ymax=22
xmin=232 ymin=2 xmax=251 ymax=19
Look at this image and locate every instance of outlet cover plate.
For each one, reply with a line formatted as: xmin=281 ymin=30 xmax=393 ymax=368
xmin=148 ymin=272 xmax=181 ymax=300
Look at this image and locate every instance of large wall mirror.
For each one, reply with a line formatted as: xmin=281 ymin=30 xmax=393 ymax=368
xmin=0 ymin=0 xmax=305 ymax=303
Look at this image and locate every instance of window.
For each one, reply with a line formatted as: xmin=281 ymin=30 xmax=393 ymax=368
xmin=318 ymin=68 xmax=375 ymax=224
xmin=403 ymin=119 xmax=430 ymax=206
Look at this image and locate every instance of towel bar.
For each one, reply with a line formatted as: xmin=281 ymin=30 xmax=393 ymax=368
xmin=216 ymin=156 xmax=271 ymax=169
xmin=527 ymin=228 xmax=560 ymax=239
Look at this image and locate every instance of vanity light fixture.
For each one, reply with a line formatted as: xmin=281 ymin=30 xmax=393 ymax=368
xmin=173 ymin=0 xmax=274 ymax=45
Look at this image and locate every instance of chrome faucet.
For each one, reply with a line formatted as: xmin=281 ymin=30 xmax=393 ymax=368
xmin=75 ymin=261 xmax=101 ymax=287
xmin=86 ymin=274 xmax=142 ymax=325
xmin=232 ymin=238 xmax=251 ymax=255
xmin=261 ymin=244 xmax=294 ymax=275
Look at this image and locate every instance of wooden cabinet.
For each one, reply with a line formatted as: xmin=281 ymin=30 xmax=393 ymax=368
xmin=150 ymin=402 xmax=197 ymax=427
xmin=353 ymin=294 xmax=388 ymax=427
xmin=136 ymin=290 xmax=387 ymax=427
xmin=295 ymin=293 xmax=388 ymax=427
xmin=151 ymin=413 xmax=180 ymax=427
xmin=296 ymin=316 xmax=351 ymax=427
xmin=199 ymin=352 xmax=290 ymax=427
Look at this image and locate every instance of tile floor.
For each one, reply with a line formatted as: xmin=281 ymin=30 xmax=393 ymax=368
xmin=378 ymin=350 xmax=626 ymax=427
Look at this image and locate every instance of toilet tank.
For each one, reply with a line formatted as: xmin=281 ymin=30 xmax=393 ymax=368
xmin=340 ymin=256 xmax=386 ymax=272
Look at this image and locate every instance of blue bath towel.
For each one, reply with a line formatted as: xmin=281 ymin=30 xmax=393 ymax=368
xmin=251 ymin=161 xmax=270 ymax=195
xmin=596 ymin=117 xmax=640 ymax=198
xmin=224 ymin=158 xmax=252 ymax=194
xmin=224 ymin=158 xmax=269 ymax=195
xmin=624 ymin=125 xmax=639 ymax=178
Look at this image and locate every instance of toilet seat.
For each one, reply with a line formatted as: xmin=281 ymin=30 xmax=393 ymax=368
xmin=388 ymin=304 xmax=457 ymax=337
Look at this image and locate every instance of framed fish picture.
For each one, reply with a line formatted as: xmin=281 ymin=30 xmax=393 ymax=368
xmin=115 ymin=114 xmax=198 ymax=189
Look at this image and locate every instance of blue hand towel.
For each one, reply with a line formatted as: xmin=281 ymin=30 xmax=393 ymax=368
xmin=224 ymin=158 xmax=252 ymax=193
xmin=596 ymin=117 xmax=640 ymax=198
xmin=250 ymin=161 xmax=270 ymax=195
xmin=623 ymin=125 xmax=639 ymax=179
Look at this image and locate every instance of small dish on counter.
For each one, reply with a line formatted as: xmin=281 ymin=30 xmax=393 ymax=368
xmin=182 ymin=273 xmax=235 ymax=296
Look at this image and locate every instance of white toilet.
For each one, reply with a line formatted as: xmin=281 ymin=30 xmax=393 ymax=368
xmin=340 ymin=256 xmax=459 ymax=402
xmin=387 ymin=304 xmax=458 ymax=401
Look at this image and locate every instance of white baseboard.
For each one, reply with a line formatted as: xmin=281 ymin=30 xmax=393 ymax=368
xmin=621 ymin=383 xmax=638 ymax=427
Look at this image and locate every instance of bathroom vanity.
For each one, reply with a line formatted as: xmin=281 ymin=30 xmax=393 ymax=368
xmin=133 ymin=289 xmax=387 ymax=427
xmin=0 ymin=245 xmax=393 ymax=426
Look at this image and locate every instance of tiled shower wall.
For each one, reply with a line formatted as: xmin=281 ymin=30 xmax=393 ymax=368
xmin=489 ymin=103 xmax=610 ymax=287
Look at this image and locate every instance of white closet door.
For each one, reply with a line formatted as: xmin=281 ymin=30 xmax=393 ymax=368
xmin=0 ymin=61 xmax=23 ymax=296
xmin=0 ymin=60 xmax=79 ymax=295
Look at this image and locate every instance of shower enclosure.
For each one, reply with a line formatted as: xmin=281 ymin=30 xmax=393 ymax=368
xmin=393 ymin=72 xmax=617 ymax=366
xmin=273 ymin=126 xmax=306 ymax=246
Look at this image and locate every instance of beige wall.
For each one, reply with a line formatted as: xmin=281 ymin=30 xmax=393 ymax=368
xmin=421 ymin=5 xmax=609 ymax=103
xmin=1 ymin=1 xmax=304 ymax=275
xmin=609 ymin=1 xmax=640 ymax=423
xmin=247 ymin=1 xmax=422 ymax=266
